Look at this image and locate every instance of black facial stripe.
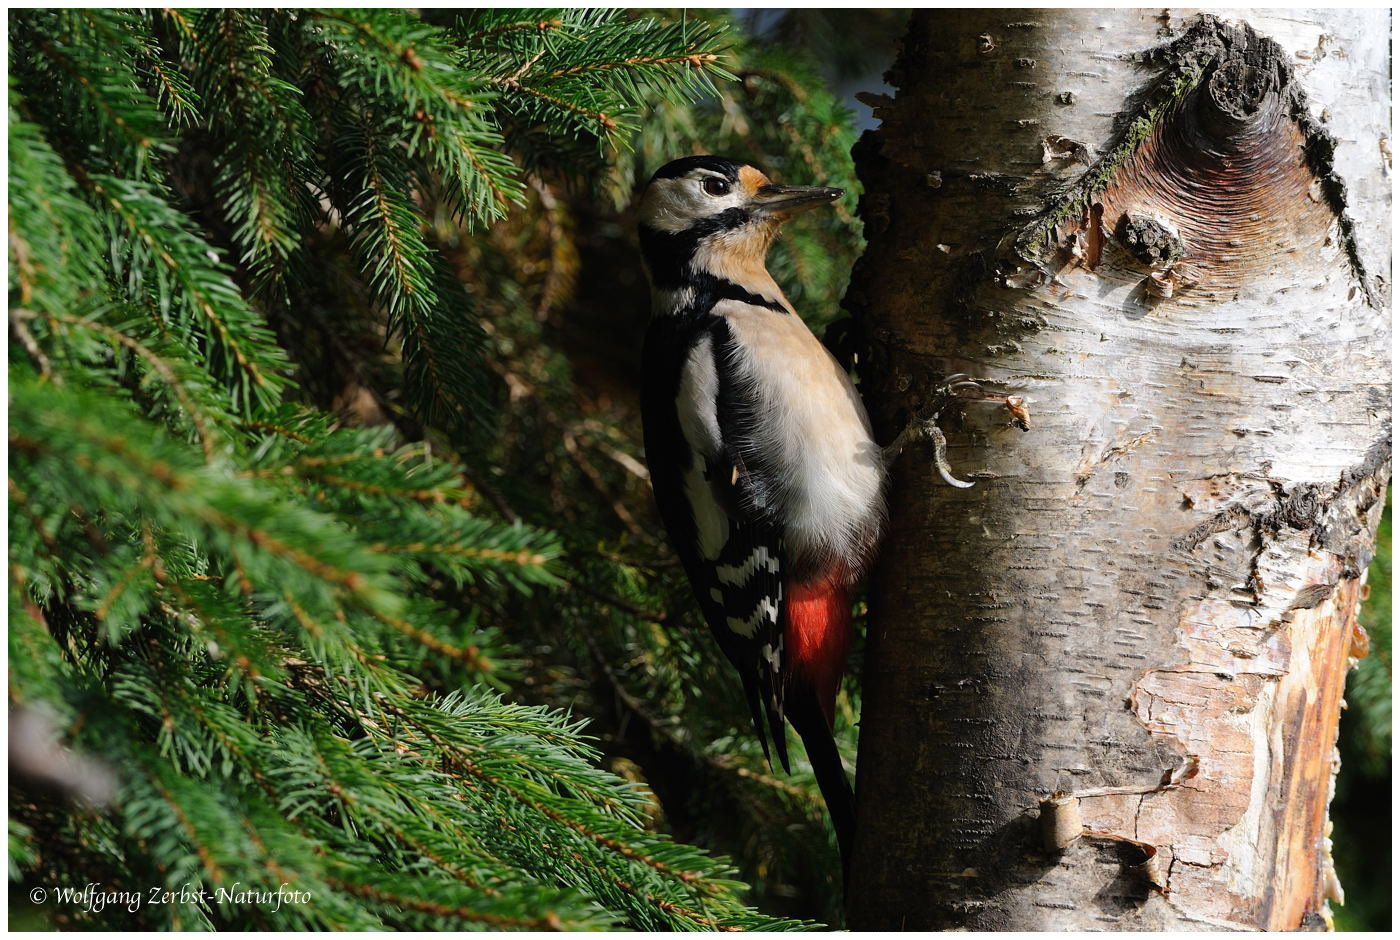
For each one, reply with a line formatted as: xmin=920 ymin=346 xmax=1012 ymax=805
xmin=650 ymin=155 xmax=744 ymax=182
xmin=664 ymin=269 xmax=788 ymax=317
xmin=638 ymin=212 xmax=749 ymax=284
xmin=690 ymin=206 xmax=751 ymax=236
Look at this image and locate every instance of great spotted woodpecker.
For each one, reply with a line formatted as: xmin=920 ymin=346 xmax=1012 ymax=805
xmin=637 ymin=156 xmax=885 ymax=869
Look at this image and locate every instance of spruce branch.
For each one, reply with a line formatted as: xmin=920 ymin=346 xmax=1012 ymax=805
xmin=38 ymin=310 xmax=223 ymax=462
xmin=78 ymin=171 xmax=289 ymax=409
xmin=9 ymin=8 xmax=839 ymax=929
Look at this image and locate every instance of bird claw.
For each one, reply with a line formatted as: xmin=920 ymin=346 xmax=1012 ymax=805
xmin=882 ymin=416 xmax=975 ymax=487
xmin=927 ymin=420 xmax=975 ymax=488
xmin=882 ymin=375 xmax=1026 ymax=487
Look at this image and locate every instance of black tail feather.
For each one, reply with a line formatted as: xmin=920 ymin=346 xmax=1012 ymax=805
xmin=787 ymin=689 xmax=854 ymax=880
xmin=766 ymin=694 xmax=792 ymax=775
xmin=742 ymin=675 xmax=775 ymax=771
xmin=742 ymin=674 xmax=792 ymax=774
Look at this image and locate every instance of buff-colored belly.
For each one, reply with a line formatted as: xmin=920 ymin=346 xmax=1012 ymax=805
xmin=719 ymin=302 xmax=885 ymax=572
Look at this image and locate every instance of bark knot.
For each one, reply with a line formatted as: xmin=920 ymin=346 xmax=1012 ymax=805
xmin=1193 ymin=20 xmax=1291 ymax=141
xmin=1006 ymin=13 xmax=1375 ymax=306
xmin=1117 ymin=213 xmax=1183 ymax=269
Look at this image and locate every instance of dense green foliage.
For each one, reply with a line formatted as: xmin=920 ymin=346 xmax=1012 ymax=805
xmin=1334 ymin=493 xmax=1391 ymax=932
xmin=8 ymin=8 xmax=863 ymax=929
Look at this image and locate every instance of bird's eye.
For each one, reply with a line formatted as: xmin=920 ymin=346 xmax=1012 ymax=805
xmin=701 ymin=177 xmax=730 ymax=197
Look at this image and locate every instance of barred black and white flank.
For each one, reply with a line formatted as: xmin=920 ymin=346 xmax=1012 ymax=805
xmin=636 ymin=155 xmax=886 ymax=871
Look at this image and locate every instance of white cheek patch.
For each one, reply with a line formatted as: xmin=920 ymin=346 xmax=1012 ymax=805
xmin=639 ymin=176 xmax=746 ymax=232
xmin=639 ymin=184 xmax=693 ymax=233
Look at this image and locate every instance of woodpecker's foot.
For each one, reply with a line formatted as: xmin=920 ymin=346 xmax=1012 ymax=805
xmin=883 ymin=415 xmax=975 ymax=488
xmin=882 ymin=374 xmax=1028 ymax=487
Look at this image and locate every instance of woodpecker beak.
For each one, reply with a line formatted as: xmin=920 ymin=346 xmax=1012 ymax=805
xmin=751 ymin=183 xmax=844 ymax=218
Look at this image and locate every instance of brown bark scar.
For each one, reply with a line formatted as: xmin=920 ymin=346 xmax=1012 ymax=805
xmin=1020 ymin=15 xmax=1376 ymax=308
xmin=1077 ymin=459 xmax=1386 ymax=927
xmin=1073 ymin=430 xmax=1157 ymax=489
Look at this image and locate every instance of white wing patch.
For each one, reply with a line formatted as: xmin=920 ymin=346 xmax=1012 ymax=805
xmin=684 ymin=467 xmax=727 ymax=559
xmin=761 ymin=640 xmax=782 ymax=672
xmin=650 ymin=285 xmax=696 ymax=317
xmin=716 ymin=545 xmax=780 ymax=586
xmin=726 ymin=598 xmax=780 ymax=639
xmin=676 ymin=333 xmax=721 ymax=455
xmin=676 ymin=334 xmax=728 ymax=560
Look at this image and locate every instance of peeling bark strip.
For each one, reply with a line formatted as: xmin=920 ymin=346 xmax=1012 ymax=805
xmin=846 ymin=9 xmax=1389 ymax=931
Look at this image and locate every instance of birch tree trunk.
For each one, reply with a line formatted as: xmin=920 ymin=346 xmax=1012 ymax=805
xmin=846 ymin=9 xmax=1390 ymax=930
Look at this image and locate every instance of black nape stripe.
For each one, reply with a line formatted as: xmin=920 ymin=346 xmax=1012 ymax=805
xmin=712 ymin=277 xmax=788 ymax=314
xmin=650 ymin=155 xmax=745 ymax=182
xmin=638 ymin=210 xmax=751 ymax=286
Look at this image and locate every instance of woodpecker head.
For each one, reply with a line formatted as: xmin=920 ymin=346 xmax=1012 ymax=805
xmin=638 ymin=156 xmax=843 ymax=300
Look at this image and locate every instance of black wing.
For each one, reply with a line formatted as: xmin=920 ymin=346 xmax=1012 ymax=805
xmin=640 ymin=314 xmax=790 ymax=771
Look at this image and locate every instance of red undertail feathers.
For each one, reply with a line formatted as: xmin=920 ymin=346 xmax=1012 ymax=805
xmin=783 ymin=571 xmax=852 ymax=727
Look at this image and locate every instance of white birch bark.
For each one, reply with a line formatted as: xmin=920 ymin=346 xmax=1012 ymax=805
xmin=846 ymin=9 xmax=1390 ymax=930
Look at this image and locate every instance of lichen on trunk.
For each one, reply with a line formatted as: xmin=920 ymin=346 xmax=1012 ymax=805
xmin=846 ymin=9 xmax=1390 ymax=930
